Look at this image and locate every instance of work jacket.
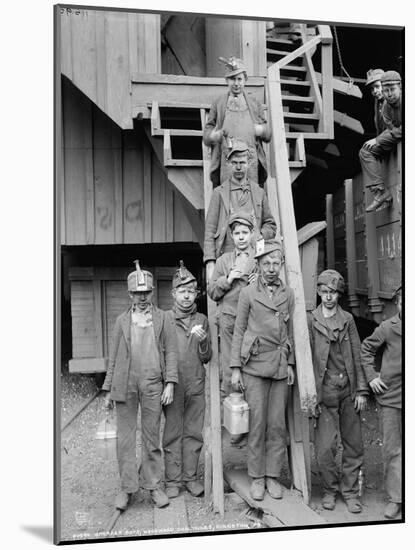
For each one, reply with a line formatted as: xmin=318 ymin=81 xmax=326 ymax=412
xmin=230 ymin=278 xmax=295 ymax=380
xmin=203 ymin=179 xmax=276 ymax=263
xmin=307 ymin=305 xmax=368 ymax=404
xmin=377 ymin=97 xmax=402 ymax=147
xmin=203 ymin=91 xmax=271 ymax=186
xmin=102 ymin=306 xmax=178 ymax=402
xmin=361 ymin=314 xmax=402 ymax=408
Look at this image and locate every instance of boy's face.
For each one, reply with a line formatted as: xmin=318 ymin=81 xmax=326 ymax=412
xmin=226 ymin=73 xmax=246 ymax=96
xmin=382 ymin=83 xmax=401 ymax=105
xmin=172 ymin=282 xmax=197 ymax=308
xmin=129 ymin=290 xmax=153 ymax=311
xmin=231 ymin=223 xmax=253 ymax=250
xmin=396 ymin=294 xmax=402 ymax=316
xmin=259 ymin=251 xmax=283 ymax=284
xmin=370 ymin=81 xmax=383 ymax=100
xmin=318 ymin=284 xmax=339 ymax=310
xmin=229 ymin=153 xmax=248 ymax=180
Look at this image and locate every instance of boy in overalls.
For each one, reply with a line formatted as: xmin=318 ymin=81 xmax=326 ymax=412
xmin=163 ymin=262 xmax=212 ymax=498
xmin=103 ymin=261 xmax=178 ymax=510
xmin=361 ymin=286 xmax=402 ymax=519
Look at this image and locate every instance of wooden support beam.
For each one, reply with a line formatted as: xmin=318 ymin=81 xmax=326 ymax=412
xmin=325 ymin=194 xmax=335 ymax=269
xmin=315 ymin=72 xmax=363 ymax=99
xmin=321 ymin=41 xmax=334 ymax=138
xmin=364 ymin=189 xmax=384 ymax=323
xmin=275 ymin=36 xmax=321 ymax=68
xmin=344 ymin=179 xmax=361 ymax=316
xmin=333 ymin=111 xmax=364 ymax=134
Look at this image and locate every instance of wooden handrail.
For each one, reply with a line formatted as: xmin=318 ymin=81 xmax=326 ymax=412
xmin=275 ymin=35 xmax=321 ymax=68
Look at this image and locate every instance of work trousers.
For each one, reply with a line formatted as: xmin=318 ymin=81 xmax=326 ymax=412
xmin=314 ymin=387 xmax=363 ymax=499
xmin=219 ymin=313 xmax=236 ymax=398
xmin=116 ymin=378 xmax=163 ymax=493
xmin=380 ymin=406 xmax=402 ymax=503
xmin=244 ymin=373 xmax=288 ymax=479
xmin=163 ymin=384 xmax=205 ymax=486
xmin=359 ymin=136 xmax=397 ymax=190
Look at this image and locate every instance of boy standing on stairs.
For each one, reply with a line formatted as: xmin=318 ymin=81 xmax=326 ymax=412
xmin=307 ymin=270 xmax=368 ymax=514
xmin=359 ymin=70 xmax=402 ymax=212
xmin=361 ymin=286 xmax=402 ymax=520
xmin=163 ymin=262 xmax=212 ymax=498
xmin=204 ymin=140 xmax=276 ymax=281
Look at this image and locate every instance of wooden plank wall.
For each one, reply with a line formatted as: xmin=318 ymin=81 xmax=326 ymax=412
xmin=62 ymin=79 xmax=198 ymax=246
xmin=59 ymin=7 xmax=160 ymax=129
xmin=162 ymin=15 xmax=206 ymax=76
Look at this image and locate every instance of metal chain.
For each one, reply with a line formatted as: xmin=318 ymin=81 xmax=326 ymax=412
xmin=332 ymin=26 xmax=354 ymax=88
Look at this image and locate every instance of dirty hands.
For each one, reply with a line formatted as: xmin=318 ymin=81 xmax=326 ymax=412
xmin=210 ymin=127 xmax=224 ymax=143
xmin=248 ymin=272 xmax=258 ymax=285
xmin=103 ymin=391 xmax=114 ymax=410
xmin=369 ymin=377 xmax=388 ymax=394
xmin=231 ymin=368 xmax=245 ymax=392
xmin=227 ymin=268 xmax=243 ymax=284
xmin=287 ymin=365 xmax=295 ymax=385
xmin=363 ymin=138 xmax=377 ymax=150
xmin=354 ymin=395 xmax=368 ymax=412
xmin=192 ymin=325 xmax=208 ymax=343
xmin=161 ymin=382 xmax=174 ymax=406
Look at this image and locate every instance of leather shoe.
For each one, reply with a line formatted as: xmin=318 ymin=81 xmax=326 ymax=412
xmin=114 ymin=491 xmax=131 ymax=510
xmin=165 ymin=485 xmax=180 ymax=498
xmin=384 ymin=502 xmax=401 ymax=519
xmin=366 ymin=190 xmax=392 ymax=212
xmin=185 ymin=480 xmax=204 ymax=497
xmin=322 ymin=493 xmax=336 ymax=510
xmin=266 ymin=477 xmax=283 ymax=499
xmin=250 ymin=477 xmax=265 ymax=501
xmin=230 ymin=433 xmax=247 ymax=447
xmin=345 ymin=497 xmax=362 ymax=514
xmin=151 ymin=488 xmax=170 ymax=508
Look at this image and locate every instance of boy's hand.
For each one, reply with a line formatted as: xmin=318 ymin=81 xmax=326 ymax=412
xmin=354 ymin=395 xmax=367 ymax=412
xmin=206 ymin=261 xmax=216 ymax=281
xmin=231 ymin=368 xmax=245 ymax=392
xmin=287 ymin=365 xmax=295 ymax=385
xmin=363 ymin=138 xmax=377 ymax=150
xmin=192 ymin=325 xmax=208 ymax=343
xmin=369 ymin=377 xmax=388 ymax=394
xmin=228 ymin=268 xmax=242 ymax=284
xmin=210 ymin=127 xmax=223 ymax=143
xmin=161 ymin=383 xmax=174 ymax=406
xmin=103 ymin=391 xmax=114 ymax=410
xmin=248 ymin=272 xmax=258 ymax=285
xmin=254 ymin=124 xmax=264 ymax=137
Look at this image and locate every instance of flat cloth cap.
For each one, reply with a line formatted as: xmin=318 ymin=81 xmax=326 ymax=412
xmin=228 ymin=211 xmax=255 ymax=230
xmin=219 ymin=56 xmax=247 ymax=78
xmin=317 ymin=269 xmax=345 ymax=294
xmin=365 ymin=68 xmax=384 ymax=86
xmin=172 ymin=260 xmax=196 ymax=289
xmin=127 ymin=260 xmax=154 ymax=292
xmin=255 ymin=238 xmax=284 ymax=259
xmin=381 ymin=70 xmax=401 ymax=84
xmin=226 ymin=139 xmax=249 ymax=160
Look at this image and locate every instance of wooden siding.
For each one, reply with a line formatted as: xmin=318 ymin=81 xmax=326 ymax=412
xmin=59 ymin=7 xmax=161 ymax=129
xmin=62 ymin=79 xmax=198 ymax=246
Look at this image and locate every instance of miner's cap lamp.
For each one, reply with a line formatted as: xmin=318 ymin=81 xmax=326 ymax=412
xmin=127 ymin=260 xmax=154 ymax=292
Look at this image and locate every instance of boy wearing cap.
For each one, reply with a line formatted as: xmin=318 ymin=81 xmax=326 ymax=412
xmin=364 ymin=68 xmax=386 ymax=135
xmin=307 ymin=270 xmax=368 ymax=513
xmin=361 ymin=287 xmax=402 ymax=519
xmin=359 ymin=70 xmax=402 ymax=212
xmin=204 ymin=140 xmax=276 ymax=279
xmin=103 ymin=261 xmax=178 ymax=511
xmin=208 ymin=211 xmax=257 ymax=401
xmin=230 ymin=240 xmax=295 ymax=501
xmin=163 ymin=262 xmax=212 ymax=498
xmin=203 ymin=56 xmax=271 ymax=187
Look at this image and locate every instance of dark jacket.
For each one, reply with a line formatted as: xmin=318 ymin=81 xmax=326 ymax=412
xmin=307 ymin=305 xmax=368 ymax=404
xmin=361 ymin=314 xmax=402 ymax=408
xmin=102 ymin=306 xmax=178 ymax=402
xmin=377 ymin=97 xmax=402 ymax=147
xmin=207 ymin=247 xmax=256 ymax=317
xmin=230 ymin=278 xmax=295 ymax=380
xmin=203 ymin=91 xmax=271 ymax=186
xmin=374 ymin=97 xmax=386 ymax=135
xmin=203 ymin=179 xmax=276 ymax=263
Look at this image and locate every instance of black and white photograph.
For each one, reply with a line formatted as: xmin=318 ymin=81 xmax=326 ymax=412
xmin=53 ymin=2 xmax=404 ymax=545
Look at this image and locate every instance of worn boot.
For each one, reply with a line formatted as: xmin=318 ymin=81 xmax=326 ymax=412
xmin=114 ymin=491 xmax=132 ymax=510
xmin=250 ymin=477 xmax=265 ymax=501
xmin=266 ymin=477 xmax=283 ymax=499
xmin=185 ymin=480 xmax=204 ymax=497
xmin=165 ymin=485 xmax=180 ymax=499
xmin=322 ymin=492 xmax=336 ymax=510
xmin=384 ymin=502 xmax=401 ymax=519
xmin=366 ymin=187 xmax=392 ymax=212
xmin=345 ymin=497 xmax=362 ymax=514
xmin=151 ymin=488 xmax=170 ymax=508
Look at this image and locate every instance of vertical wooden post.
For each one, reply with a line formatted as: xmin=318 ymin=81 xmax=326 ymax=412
xmin=318 ymin=25 xmax=334 ymax=139
xmin=344 ymin=179 xmax=360 ymax=316
xmin=326 ymin=194 xmax=335 ymax=269
xmin=201 ymin=111 xmax=224 ymax=516
xmin=364 ymin=191 xmax=384 ymax=323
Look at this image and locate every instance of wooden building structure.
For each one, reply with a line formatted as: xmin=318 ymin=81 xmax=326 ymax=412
xmin=56 ymin=7 xmax=403 ymax=520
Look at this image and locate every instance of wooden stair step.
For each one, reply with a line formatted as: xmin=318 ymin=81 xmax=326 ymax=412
xmin=281 ymin=95 xmax=314 ymax=105
xmin=266 ymin=36 xmax=296 ymax=48
xmin=286 ymin=131 xmax=330 ymax=140
xmin=152 ymin=128 xmax=203 ymax=137
xmin=283 ymin=112 xmax=319 ymax=123
xmin=280 ymin=64 xmax=307 ymax=73
xmin=280 ymin=79 xmax=311 ymax=88
xmin=164 ymin=159 xmax=203 ymax=167
xmin=289 ymin=160 xmax=307 ymax=168
xmin=147 ymin=100 xmax=211 ymax=110
xmin=266 ymin=48 xmax=303 ymax=62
